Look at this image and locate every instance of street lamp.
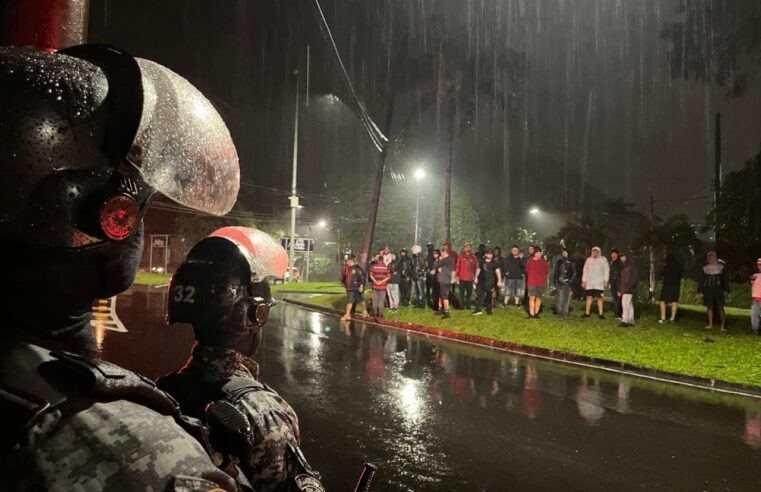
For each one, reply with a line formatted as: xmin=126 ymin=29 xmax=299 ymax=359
xmin=414 ymin=168 xmax=425 ymax=245
xmin=288 ymin=68 xmax=300 ymax=284
xmin=529 ymin=206 xmax=540 ymax=215
xmin=317 ymin=219 xmax=327 ymax=229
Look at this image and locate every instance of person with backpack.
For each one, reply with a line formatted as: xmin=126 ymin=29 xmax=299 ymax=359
xmin=698 ymin=251 xmax=730 ymax=331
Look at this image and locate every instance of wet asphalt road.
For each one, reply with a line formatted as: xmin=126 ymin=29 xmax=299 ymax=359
xmin=102 ymin=287 xmax=761 ymax=491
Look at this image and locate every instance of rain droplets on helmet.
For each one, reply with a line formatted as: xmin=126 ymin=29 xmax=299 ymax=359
xmin=128 ymin=59 xmax=240 ymax=216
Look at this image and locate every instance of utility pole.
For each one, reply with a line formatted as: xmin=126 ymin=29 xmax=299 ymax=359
xmin=444 ymin=99 xmax=454 ymax=243
xmin=649 ymin=194 xmax=656 ymax=302
xmin=288 ymin=69 xmax=300 ymax=283
xmin=359 ymin=94 xmax=395 ymax=271
xmin=414 ymin=187 xmax=421 ymax=246
xmin=306 ymin=45 xmax=311 ymax=109
xmin=714 ymin=111 xmax=722 ymax=247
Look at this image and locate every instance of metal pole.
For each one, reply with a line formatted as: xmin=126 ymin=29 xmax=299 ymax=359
xmin=649 ymin=194 xmax=656 ymax=302
xmin=306 ymin=45 xmax=311 ymax=109
xmin=149 ymin=234 xmax=154 ymax=273
xmin=288 ymin=70 xmax=300 ymax=283
xmin=444 ymin=100 xmax=454 ymax=243
xmin=414 ymin=187 xmax=421 ymax=245
xmin=714 ymin=111 xmax=722 ymax=247
xmin=1 ymin=0 xmax=89 ymax=50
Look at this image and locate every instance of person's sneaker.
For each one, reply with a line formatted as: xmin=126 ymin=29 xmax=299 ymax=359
xmin=473 ymin=310 xmax=483 ymax=316
xmin=433 ymin=310 xmax=444 ymax=317
xmin=669 ymin=319 xmax=676 ymax=323
xmin=657 ymin=319 xmax=666 ymax=324
xmin=340 ymin=315 xmax=351 ymax=321
xmin=582 ymin=313 xmax=591 ymax=318
xmin=441 ymin=311 xmax=451 ymax=319
xmin=598 ymin=314 xmax=605 ymax=320
xmin=526 ymin=314 xmax=534 ymax=319
xmin=704 ymin=325 xmax=713 ymax=330
xmin=533 ymin=314 xmax=540 ymax=319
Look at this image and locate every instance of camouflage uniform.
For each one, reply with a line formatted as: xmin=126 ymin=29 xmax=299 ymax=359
xmin=0 ymin=338 xmax=236 ymax=492
xmin=157 ymin=344 xmax=302 ymax=492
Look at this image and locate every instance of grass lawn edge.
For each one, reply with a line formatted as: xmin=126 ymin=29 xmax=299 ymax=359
xmin=280 ymin=296 xmax=761 ymax=399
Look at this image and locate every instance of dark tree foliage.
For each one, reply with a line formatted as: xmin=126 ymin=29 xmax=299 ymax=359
xmin=544 ymin=214 xmax=613 ymax=259
xmin=662 ymin=0 xmax=761 ymax=98
xmin=711 ymin=154 xmax=761 ymax=281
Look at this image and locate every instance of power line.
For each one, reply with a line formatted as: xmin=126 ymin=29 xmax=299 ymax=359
xmin=311 ymin=0 xmax=388 ymax=153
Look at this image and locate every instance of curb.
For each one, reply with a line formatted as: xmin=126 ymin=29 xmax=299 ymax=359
xmin=281 ymin=297 xmax=761 ymax=399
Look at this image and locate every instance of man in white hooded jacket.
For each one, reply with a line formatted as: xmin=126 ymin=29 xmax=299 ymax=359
xmin=582 ymin=246 xmax=610 ymax=319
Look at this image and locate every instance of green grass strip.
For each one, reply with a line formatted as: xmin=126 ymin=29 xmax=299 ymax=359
xmin=133 ymin=272 xmax=172 ymax=285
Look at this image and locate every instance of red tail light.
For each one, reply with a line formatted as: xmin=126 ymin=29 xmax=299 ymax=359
xmin=99 ymin=194 xmax=139 ymax=240
xmin=254 ymin=302 xmax=270 ymax=325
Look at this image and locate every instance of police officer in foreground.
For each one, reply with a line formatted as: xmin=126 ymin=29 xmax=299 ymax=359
xmin=157 ymin=227 xmax=325 ymax=492
xmin=0 ymin=44 xmax=240 ymax=490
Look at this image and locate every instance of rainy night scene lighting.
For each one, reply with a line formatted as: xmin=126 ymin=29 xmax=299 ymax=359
xmin=2 ymin=0 xmax=761 ymax=490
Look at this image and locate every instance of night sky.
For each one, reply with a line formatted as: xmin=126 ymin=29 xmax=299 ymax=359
xmin=88 ymin=0 xmax=761 ymax=228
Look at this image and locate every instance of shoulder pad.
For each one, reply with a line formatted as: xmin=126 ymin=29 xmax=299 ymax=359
xmin=220 ymin=376 xmax=269 ymax=404
xmin=51 ymin=351 xmax=181 ymax=416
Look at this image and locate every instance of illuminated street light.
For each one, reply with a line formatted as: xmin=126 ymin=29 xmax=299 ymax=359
xmin=318 ymin=219 xmax=327 ymax=229
xmin=414 ymin=168 xmax=425 ymax=181
xmin=529 ymin=206 xmax=541 ymax=215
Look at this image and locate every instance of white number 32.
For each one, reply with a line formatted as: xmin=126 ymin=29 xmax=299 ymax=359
xmin=173 ymin=285 xmax=196 ymax=303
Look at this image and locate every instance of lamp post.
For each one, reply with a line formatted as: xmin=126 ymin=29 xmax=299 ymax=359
xmin=288 ymin=69 xmax=299 ymax=283
xmin=413 ymin=168 xmax=425 ymax=245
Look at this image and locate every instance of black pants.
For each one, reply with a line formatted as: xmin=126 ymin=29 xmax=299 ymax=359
xmin=475 ymin=284 xmax=496 ymax=313
xmin=400 ymin=279 xmax=411 ymax=306
xmin=426 ymin=274 xmax=438 ymax=309
xmin=610 ymin=281 xmax=622 ymax=316
xmin=459 ymin=281 xmax=474 ymax=309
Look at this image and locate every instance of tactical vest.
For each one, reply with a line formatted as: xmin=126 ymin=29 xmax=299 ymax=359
xmin=0 ymin=340 xmax=234 ymax=491
xmin=158 ymin=371 xmax=325 ymax=492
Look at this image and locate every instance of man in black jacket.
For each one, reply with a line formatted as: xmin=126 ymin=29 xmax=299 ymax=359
xmin=398 ymin=248 xmax=414 ymax=306
xmin=411 ymin=245 xmax=428 ymax=308
xmin=617 ymin=251 xmax=638 ymax=327
xmin=553 ymin=248 xmax=577 ymax=319
xmin=425 ymin=243 xmax=438 ymax=309
xmin=342 ymin=256 xmax=369 ymax=320
xmin=609 ymin=249 xmax=623 ymax=318
xmin=503 ymin=246 xmax=526 ymax=308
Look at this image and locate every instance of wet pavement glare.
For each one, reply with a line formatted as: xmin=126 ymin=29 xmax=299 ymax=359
xmin=102 ymin=287 xmax=761 ymax=491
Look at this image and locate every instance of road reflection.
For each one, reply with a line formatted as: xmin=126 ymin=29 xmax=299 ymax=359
xmin=100 ymin=287 xmax=761 ymax=491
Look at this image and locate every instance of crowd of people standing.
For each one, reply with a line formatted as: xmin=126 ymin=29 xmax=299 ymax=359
xmin=341 ymin=242 xmax=761 ymax=333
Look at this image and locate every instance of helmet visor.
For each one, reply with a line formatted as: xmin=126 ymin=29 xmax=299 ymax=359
xmin=129 ymin=58 xmax=239 ymax=216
